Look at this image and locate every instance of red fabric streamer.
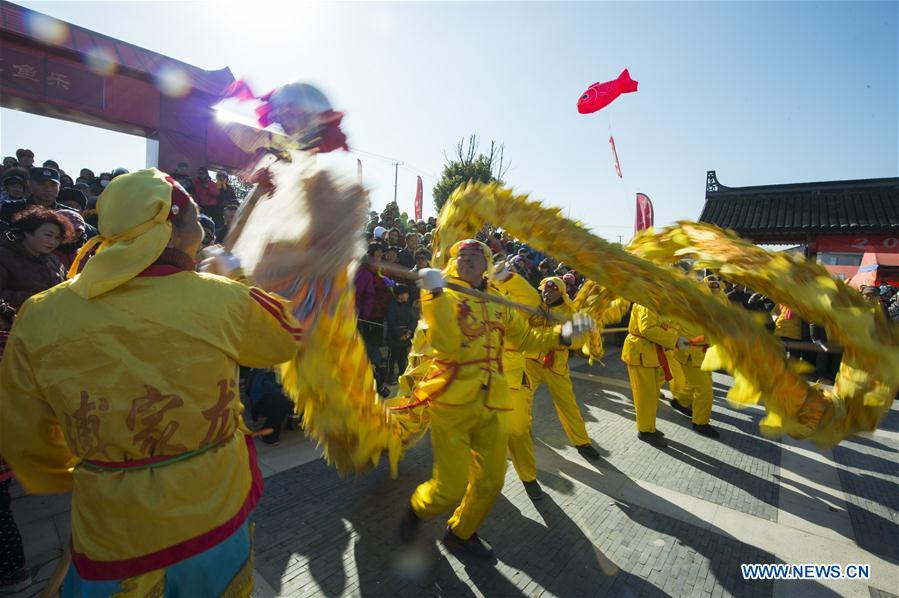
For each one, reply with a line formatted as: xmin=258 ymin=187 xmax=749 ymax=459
xmin=414 ymin=176 xmax=423 ymax=222
xmin=635 ymin=193 xmax=654 ymax=234
xmin=609 ymin=136 xmax=623 ymax=178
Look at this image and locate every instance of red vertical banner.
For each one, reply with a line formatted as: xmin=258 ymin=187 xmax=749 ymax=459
xmin=357 ymin=159 xmax=363 ymax=183
xmin=609 ymin=135 xmax=623 ymax=178
xmin=414 ymin=176 xmax=423 ymax=221
xmin=635 ymin=193 xmax=654 ymax=234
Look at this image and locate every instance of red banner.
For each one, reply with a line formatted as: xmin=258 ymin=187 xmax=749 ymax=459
xmin=635 ymin=193 xmax=653 ymax=234
xmin=0 ymin=44 xmax=104 ymax=110
xmin=609 ymin=135 xmax=623 ymax=178
xmin=414 ymin=176 xmax=423 ymax=221
xmin=816 ymin=234 xmax=899 ymax=254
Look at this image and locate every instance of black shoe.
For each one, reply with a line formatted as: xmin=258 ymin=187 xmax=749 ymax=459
xmin=637 ymin=431 xmax=668 ymax=447
xmin=0 ymin=568 xmax=32 ymax=594
xmin=442 ymin=527 xmax=494 ymax=559
xmin=576 ymin=443 xmax=601 ymax=460
xmin=523 ymin=480 xmax=543 ymax=500
xmin=261 ymin=436 xmax=281 ymax=447
xmin=670 ymin=397 xmax=693 ymax=417
xmin=399 ymin=505 xmax=421 ymax=543
xmin=692 ymin=424 xmax=721 ymax=439
xmin=378 ymin=385 xmax=391 ymax=398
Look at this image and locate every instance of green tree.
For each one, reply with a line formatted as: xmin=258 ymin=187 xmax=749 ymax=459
xmin=433 ymin=135 xmax=508 ymax=214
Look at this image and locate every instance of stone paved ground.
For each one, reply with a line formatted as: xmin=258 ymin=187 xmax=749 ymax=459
xmin=10 ymin=346 xmax=899 ymax=597
xmin=248 ymin=346 xmax=897 ymax=597
xmin=569 ymin=357 xmax=782 ymax=522
xmin=830 ymin=405 xmax=899 ymax=563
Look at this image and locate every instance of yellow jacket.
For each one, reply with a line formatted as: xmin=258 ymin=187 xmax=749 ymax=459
xmin=621 ymin=304 xmax=680 ymax=367
xmin=667 ymin=318 xmax=708 ymax=367
xmin=0 ymin=269 xmax=300 ymax=579
xmin=525 ymin=301 xmax=581 ymax=376
xmin=415 ymin=276 xmax=561 ymax=410
xmin=494 ymin=273 xmax=541 ymax=387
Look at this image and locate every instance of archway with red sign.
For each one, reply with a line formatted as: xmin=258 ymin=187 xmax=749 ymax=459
xmin=0 ymin=0 xmax=255 ymax=173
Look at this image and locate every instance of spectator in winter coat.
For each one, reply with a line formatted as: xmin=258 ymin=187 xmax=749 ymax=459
xmin=0 ymin=206 xmax=72 ymax=308
xmin=1 ymin=169 xmax=28 ymax=204
xmin=245 ymin=369 xmax=295 ymax=446
xmin=354 ymin=243 xmax=383 ymax=322
xmin=216 ymin=202 xmax=240 ymax=243
xmin=171 ymin=161 xmax=194 ymax=196
xmin=354 ymin=243 xmax=393 ymax=396
xmin=57 ymin=188 xmax=87 ymax=214
xmin=383 ymin=246 xmax=399 ymax=265
xmin=398 ymin=232 xmax=419 ymax=268
xmin=0 ymin=168 xmax=62 ymax=226
xmin=562 ymin=271 xmax=579 ymax=300
xmin=215 ymin=171 xmax=237 ymax=227
xmin=193 ymin=167 xmax=220 ymax=221
xmin=14 ymin=149 xmax=34 ymax=169
xmin=53 ymin=209 xmax=89 ymax=272
xmin=889 ymin=293 xmax=899 ymax=322
xmin=385 ymin=284 xmax=417 ymax=383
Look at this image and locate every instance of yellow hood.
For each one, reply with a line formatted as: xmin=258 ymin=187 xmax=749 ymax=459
xmin=68 ymin=168 xmax=180 ymax=299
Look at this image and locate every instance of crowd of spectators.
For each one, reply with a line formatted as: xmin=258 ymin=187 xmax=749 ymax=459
xmin=0 ymin=149 xmax=243 ymax=311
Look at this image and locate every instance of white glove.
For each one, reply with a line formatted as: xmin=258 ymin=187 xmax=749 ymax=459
xmin=199 ymin=246 xmax=243 ymax=279
xmin=561 ymin=312 xmax=595 ymax=346
xmin=676 ymin=336 xmax=690 ymax=350
xmin=418 ymin=268 xmax=446 ymax=292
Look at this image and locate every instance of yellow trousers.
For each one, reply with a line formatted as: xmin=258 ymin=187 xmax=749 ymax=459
xmin=507 ymin=360 xmax=590 ymax=482
xmin=507 ymin=382 xmax=537 ymax=483
xmin=626 ymin=364 xmax=663 ymax=433
xmin=410 ymin=391 xmax=509 ymax=539
xmin=668 ymin=359 xmax=713 ymax=425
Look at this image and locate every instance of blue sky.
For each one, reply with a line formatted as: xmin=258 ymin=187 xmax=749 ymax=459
xmin=2 ymin=1 xmax=896 ymax=241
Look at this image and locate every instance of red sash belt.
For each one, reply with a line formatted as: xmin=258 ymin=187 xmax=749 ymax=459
xmin=655 ymin=345 xmax=673 ymax=381
xmin=630 ymin=331 xmax=673 ymax=380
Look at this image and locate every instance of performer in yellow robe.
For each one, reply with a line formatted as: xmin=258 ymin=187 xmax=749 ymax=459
xmin=666 ymin=277 xmax=723 ymax=438
xmin=621 ymin=303 xmax=689 ymax=446
xmin=399 ymin=240 xmax=592 ymax=558
xmin=0 ymin=170 xmax=306 ymax=596
xmin=512 ymin=277 xmax=600 ymax=499
xmin=494 ymin=270 xmax=543 ymax=499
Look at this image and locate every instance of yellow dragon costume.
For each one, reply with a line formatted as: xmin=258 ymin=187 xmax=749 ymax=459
xmin=422 ymin=183 xmax=898 ymax=449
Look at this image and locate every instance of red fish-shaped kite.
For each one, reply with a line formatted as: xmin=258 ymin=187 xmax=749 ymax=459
xmin=577 ymin=69 xmax=638 ymax=114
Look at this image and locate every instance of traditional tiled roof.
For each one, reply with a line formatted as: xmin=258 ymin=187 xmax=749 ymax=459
xmin=699 ymin=171 xmax=899 ymax=242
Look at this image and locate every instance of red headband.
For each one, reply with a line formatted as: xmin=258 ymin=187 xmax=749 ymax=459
xmin=165 ymin=176 xmax=190 ymax=220
xmin=457 ymin=239 xmax=482 ymax=251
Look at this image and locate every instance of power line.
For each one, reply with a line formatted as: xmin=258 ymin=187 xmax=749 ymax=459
xmin=349 ymin=147 xmax=439 ymax=180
